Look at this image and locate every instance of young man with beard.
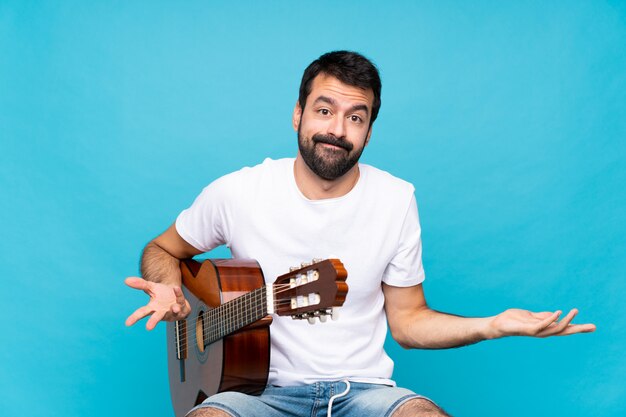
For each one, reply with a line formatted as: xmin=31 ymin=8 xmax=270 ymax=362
xmin=125 ymin=51 xmax=595 ymax=417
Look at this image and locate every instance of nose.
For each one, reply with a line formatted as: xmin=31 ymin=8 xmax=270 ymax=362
xmin=326 ymin=116 xmax=347 ymax=139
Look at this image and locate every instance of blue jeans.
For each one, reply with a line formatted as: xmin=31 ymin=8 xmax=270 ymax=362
xmin=187 ymin=381 xmax=432 ymax=417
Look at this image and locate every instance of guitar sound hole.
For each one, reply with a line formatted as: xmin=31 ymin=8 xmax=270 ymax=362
xmin=195 ymin=310 xmax=205 ymax=353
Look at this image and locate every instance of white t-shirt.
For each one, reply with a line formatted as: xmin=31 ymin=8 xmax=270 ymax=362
xmin=176 ymin=158 xmax=425 ymax=387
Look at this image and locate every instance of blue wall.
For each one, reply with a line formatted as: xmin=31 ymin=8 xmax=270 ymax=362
xmin=1 ymin=1 xmax=624 ymax=416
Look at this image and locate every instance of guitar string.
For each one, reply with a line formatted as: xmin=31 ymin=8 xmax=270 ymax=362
xmin=199 ymin=292 xmax=310 ymax=343
xmin=203 ymin=287 xmax=268 ymax=342
xmin=173 ymin=282 xmax=294 ymax=327
xmin=174 ymin=283 xmax=332 ymax=350
xmin=174 ymin=297 xmax=305 ymax=351
xmin=201 ymin=299 xmax=298 ymax=337
xmin=174 ymin=282 xmax=310 ymax=327
xmin=179 ymin=271 xmax=329 ymax=320
xmin=174 ymin=260 xmax=342 ymax=348
xmin=199 ymin=282 xmax=316 ymax=328
xmin=176 ymin=300 xmax=316 ymax=351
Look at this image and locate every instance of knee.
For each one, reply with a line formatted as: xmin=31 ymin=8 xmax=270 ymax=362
xmin=392 ymin=398 xmax=452 ymax=417
xmin=186 ymin=407 xmax=233 ymax=417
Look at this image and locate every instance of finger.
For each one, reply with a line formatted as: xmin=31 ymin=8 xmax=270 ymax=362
xmin=553 ymin=323 xmax=597 ymax=336
xmin=172 ymin=286 xmax=191 ymax=317
xmin=146 ymin=309 xmax=166 ymax=331
xmin=540 ymin=309 xmax=578 ymax=336
xmin=533 ymin=310 xmax=561 ymax=333
xmin=168 ymin=302 xmax=191 ymax=320
xmin=125 ymin=277 xmax=150 ymax=291
xmin=555 ymin=308 xmax=578 ymax=329
xmin=125 ymin=305 xmax=153 ymax=327
xmin=173 ymin=286 xmax=186 ymax=306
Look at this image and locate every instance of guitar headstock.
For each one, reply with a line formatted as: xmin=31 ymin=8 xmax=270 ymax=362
xmin=272 ymin=259 xmax=348 ymax=324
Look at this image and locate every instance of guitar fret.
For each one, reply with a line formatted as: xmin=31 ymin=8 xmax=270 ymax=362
xmin=245 ymin=291 xmax=250 ymax=328
xmin=204 ymin=286 xmax=268 ymax=345
xmin=239 ymin=292 xmax=245 ymax=329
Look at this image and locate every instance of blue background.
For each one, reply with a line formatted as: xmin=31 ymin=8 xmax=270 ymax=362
xmin=1 ymin=1 xmax=624 ymax=416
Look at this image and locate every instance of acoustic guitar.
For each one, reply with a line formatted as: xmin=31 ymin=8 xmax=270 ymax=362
xmin=167 ymin=258 xmax=348 ymax=417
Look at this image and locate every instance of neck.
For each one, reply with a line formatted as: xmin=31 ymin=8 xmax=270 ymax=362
xmin=293 ymin=153 xmax=360 ymax=200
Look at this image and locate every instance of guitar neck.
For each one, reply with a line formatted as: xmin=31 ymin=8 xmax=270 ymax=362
xmin=204 ymin=285 xmax=270 ymax=345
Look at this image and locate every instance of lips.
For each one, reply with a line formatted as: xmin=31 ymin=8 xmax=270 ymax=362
xmin=318 ymin=142 xmax=345 ymax=151
xmin=312 ymin=134 xmax=353 ymax=152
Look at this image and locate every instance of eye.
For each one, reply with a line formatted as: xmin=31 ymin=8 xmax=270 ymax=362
xmin=318 ymin=108 xmax=331 ymax=116
xmin=350 ymin=115 xmax=363 ymax=123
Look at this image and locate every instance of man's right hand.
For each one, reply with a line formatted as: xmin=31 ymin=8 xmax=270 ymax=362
xmin=125 ymin=277 xmax=191 ymax=330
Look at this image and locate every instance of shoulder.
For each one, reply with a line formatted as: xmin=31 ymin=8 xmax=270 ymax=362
xmin=210 ymin=157 xmax=293 ymax=188
xmin=359 ymin=163 xmax=415 ymax=196
xmin=193 ymin=158 xmax=293 ymax=205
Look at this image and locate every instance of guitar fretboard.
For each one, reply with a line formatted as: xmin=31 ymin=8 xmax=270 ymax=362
xmin=203 ymin=286 xmax=269 ymax=345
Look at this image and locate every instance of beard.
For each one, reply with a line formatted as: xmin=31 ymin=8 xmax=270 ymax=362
xmin=297 ymin=128 xmax=365 ymax=181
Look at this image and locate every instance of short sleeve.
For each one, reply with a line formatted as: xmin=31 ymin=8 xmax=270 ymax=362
xmin=175 ymin=177 xmax=233 ymax=252
xmin=381 ymin=195 xmax=426 ymax=287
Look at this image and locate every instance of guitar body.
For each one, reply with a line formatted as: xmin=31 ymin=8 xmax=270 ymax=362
xmin=167 ymin=259 xmax=272 ymax=417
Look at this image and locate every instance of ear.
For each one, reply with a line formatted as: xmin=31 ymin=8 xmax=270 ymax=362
xmin=292 ymin=101 xmax=302 ymax=132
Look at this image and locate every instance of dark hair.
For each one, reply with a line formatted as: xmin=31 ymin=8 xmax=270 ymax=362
xmin=298 ymin=51 xmax=382 ymax=127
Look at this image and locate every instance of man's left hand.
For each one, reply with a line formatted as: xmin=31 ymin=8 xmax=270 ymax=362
xmin=487 ymin=308 xmax=596 ymax=339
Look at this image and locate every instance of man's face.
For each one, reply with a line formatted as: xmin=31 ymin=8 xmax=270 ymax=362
xmin=294 ymin=74 xmax=374 ymax=181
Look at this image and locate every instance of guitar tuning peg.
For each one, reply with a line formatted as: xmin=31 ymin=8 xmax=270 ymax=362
xmin=301 ymin=261 xmax=311 ymax=268
xmin=312 ymin=258 xmax=322 ymax=264
xmin=319 ymin=314 xmax=327 ymax=323
xmin=331 ymin=307 xmax=340 ymax=321
xmin=307 ymin=316 xmax=316 ymax=325
xmin=289 ymin=266 xmax=299 ymax=272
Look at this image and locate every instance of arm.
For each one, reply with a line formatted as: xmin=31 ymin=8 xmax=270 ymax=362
xmin=140 ymin=223 xmax=202 ymax=284
xmin=125 ymin=223 xmax=203 ymax=330
xmin=383 ymin=283 xmax=596 ymax=349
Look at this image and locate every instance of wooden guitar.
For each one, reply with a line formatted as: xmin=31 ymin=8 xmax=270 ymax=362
xmin=167 ymin=258 xmax=348 ymax=417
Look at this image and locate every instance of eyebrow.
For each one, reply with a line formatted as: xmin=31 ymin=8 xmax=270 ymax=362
xmin=313 ymin=95 xmax=370 ymax=115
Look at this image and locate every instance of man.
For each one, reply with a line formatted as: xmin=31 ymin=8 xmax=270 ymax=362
xmin=125 ymin=51 xmax=596 ymax=417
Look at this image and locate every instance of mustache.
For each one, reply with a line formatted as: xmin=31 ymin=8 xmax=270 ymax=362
xmin=312 ymin=134 xmax=353 ymax=152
